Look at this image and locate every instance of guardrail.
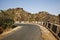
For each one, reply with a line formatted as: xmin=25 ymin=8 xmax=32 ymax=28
xmin=43 ymin=22 xmax=60 ymax=40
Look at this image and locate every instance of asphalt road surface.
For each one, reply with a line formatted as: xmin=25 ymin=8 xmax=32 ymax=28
xmin=1 ymin=24 xmax=43 ymax=40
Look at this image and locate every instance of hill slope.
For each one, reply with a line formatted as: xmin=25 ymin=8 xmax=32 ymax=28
xmin=0 ymin=8 xmax=59 ymax=24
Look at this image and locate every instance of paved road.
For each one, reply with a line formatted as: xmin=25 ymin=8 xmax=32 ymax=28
xmin=1 ymin=24 xmax=43 ymax=40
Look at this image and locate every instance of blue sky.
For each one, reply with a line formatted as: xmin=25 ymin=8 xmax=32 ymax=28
xmin=0 ymin=0 xmax=60 ymax=15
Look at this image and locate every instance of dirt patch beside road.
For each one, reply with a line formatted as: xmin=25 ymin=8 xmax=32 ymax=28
xmin=39 ymin=25 xmax=57 ymax=40
xmin=0 ymin=26 xmax=21 ymax=39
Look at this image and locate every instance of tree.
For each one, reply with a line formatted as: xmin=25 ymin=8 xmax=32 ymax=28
xmin=35 ymin=17 xmax=39 ymax=21
xmin=0 ymin=10 xmax=14 ymax=29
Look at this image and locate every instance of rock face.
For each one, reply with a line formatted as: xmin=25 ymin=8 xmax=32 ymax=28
xmin=0 ymin=7 xmax=59 ymax=24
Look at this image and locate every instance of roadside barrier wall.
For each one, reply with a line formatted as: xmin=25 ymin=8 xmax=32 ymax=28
xmin=43 ymin=22 xmax=60 ymax=40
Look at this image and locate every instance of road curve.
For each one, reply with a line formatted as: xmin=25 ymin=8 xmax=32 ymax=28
xmin=1 ymin=24 xmax=43 ymax=40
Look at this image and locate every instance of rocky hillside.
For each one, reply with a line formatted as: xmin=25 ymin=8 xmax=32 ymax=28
xmin=37 ymin=11 xmax=59 ymax=24
xmin=0 ymin=8 xmax=59 ymax=24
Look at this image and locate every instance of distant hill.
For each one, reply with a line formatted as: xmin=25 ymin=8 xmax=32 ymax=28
xmin=0 ymin=7 xmax=59 ymax=24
